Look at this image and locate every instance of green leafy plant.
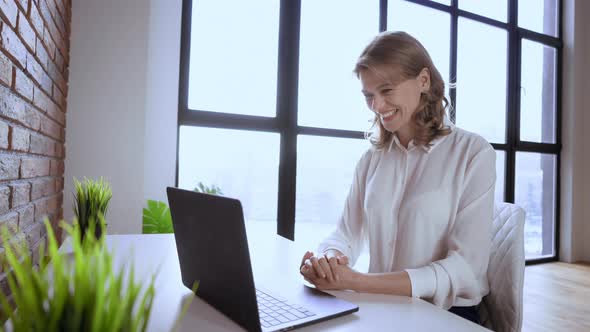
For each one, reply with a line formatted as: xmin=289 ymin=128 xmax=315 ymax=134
xmin=143 ymin=182 xmax=223 ymax=234
xmin=194 ymin=182 xmax=223 ymax=195
xmin=142 ymin=200 xmax=173 ymax=234
xmin=0 ymin=218 xmax=156 ymax=332
xmin=73 ymin=177 xmax=112 ymax=239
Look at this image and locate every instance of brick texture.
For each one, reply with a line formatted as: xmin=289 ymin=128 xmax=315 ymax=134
xmin=0 ymin=121 xmax=8 ymax=149
xmin=10 ymin=125 xmax=30 ymax=151
xmin=0 ymin=186 xmax=9 ymax=214
xmin=10 ymin=181 xmax=29 ymax=208
xmin=0 ymin=0 xmax=71 ymax=298
xmin=0 ymin=52 xmax=11 ymax=87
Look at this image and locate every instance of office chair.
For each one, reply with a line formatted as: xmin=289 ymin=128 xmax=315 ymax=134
xmin=478 ymin=202 xmax=526 ymax=332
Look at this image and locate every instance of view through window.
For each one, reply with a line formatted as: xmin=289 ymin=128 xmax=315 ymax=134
xmin=178 ymin=0 xmax=562 ymax=262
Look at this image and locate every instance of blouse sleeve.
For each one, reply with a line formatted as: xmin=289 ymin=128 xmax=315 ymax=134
xmin=405 ymin=143 xmax=495 ymax=309
xmin=317 ymin=151 xmax=371 ymax=267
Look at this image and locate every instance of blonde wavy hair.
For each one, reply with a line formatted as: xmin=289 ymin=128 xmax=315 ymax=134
xmin=354 ymin=31 xmax=452 ymax=149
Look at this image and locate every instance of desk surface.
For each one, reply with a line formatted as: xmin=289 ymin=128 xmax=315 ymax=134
xmin=71 ymin=222 xmax=487 ymax=332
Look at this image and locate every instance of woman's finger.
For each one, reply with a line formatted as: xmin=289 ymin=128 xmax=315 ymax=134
xmin=327 ymin=256 xmax=340 ymax=282
xmin=300 ymin=251 xmax=314 ymax=268
xmin=337 ymin=255 xmax=350 ymax=266
xmin=300 ymin=260 xmax=315 ymax=277
xmin=318 ymin=256 xmax=334 ymax=282
xmin=304 ymin=277 xmax=317 ymax=285
xmin=310 ymin=256 xmax=326 ymax=279
xmin=300 ymin=262 xmax=309 ymax=275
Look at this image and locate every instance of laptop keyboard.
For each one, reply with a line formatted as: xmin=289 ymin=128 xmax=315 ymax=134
xmin=256 ymin=288 xmax=316 ymax=328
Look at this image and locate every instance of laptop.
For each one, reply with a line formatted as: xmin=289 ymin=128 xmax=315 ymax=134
xmin=166 ymin=187 xmax=359 ymax=332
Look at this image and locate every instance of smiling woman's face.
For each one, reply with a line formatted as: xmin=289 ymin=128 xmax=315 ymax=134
xmin=359 ymin=65 xmax=430 ymax=140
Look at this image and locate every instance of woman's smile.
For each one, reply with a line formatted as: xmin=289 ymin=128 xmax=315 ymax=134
xmin=380 ymin=108 xmax=400 ymax=122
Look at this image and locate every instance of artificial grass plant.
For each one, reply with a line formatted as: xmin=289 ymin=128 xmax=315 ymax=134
xmin=73 ymin=177 xmax=112 ymax=239
xmin=0 ymin=219 xmax=156 ymax=332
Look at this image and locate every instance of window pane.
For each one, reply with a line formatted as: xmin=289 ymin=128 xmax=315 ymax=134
xmin=456 ymin=18 xmax=507 ymax=143
xmin=515 ymin=152 xmax=556 ymax=259
xmin=388 ymin=0 xmax=451 ymax=95
xmin=520 ymin=40 xmax=556 ymax=143
xmin=178 ymin=126 xmax=280 ymax=223
xmin=295 ymin=136 xmax=369 ymax=234
xmin=519 ymin=0 xmax=559 ymax=37
xmin=298 ymin=0 xmax=378 ymax=131
xmin=495 ymin=150 xmax=505 ymax=203
xmin=188 ymin=1 xmax=279 ymax=116
xmin=459 ymin=0 xmax=507 ymax=22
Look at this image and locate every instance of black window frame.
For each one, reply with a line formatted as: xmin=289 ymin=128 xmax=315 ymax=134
xmin=176 ymin=0 xmax=562 ymax=265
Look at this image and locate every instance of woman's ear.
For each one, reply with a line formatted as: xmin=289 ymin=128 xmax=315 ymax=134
xmin=418 ymin=67 xmax=431 ymax=93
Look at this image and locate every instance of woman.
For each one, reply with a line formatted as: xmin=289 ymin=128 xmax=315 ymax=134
xmin=299 ymin=31 xmax=495 ymax=325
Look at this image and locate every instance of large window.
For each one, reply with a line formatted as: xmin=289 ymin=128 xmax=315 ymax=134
xmin=177 ymin=0 xmax=561 ymax=263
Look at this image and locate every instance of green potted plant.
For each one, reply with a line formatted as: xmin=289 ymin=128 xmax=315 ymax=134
xmin=194 ymin=182 xmax=223 ymax=195
xmin=0 ymin=218 xmax=156 ymax=332
xmin=142 ymin=182 xmax=222 ymax=234
xmin=73 ymin=177 xmax=112 ymax=240
xmin=142 ymin=200 xmax=173 ymax=234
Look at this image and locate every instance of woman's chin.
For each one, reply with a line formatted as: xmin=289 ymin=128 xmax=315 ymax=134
xmin=383 ymin=125 xmax=399 ymax=134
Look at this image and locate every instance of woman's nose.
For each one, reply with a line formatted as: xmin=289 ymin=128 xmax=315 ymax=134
xmin=371 ymin=96 xmax=386 ymax=113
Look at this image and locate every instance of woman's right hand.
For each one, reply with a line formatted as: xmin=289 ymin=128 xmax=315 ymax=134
xmin=299 ymin=249 xmax=350 ymax=283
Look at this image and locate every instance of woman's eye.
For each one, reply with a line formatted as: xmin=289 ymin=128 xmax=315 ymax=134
xmin=381 ymin=89 xmax=392 ymax=94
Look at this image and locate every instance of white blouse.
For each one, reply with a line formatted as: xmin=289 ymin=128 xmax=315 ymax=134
xmin=318 ymin=121 xmax=495 ymax=309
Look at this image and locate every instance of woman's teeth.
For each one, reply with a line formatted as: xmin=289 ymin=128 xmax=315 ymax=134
xmin=381 ymin=109 xmax=399 ymax=119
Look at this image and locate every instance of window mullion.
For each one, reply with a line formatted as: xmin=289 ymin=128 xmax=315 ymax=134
xmin=276 ymin=0 xmax=301 ymax=240
xmin=449 ymin=0 xmax=458 ymax=123
xmin=505 ymin=0 xmax=519 ymax=203
xmin=380 ymin=0 xmax=387 ymax=31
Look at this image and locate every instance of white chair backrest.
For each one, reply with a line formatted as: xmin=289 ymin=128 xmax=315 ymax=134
xmin=479 ymin=202 xmax=526 ymax=332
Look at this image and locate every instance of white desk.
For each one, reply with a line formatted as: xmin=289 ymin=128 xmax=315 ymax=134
xmin=69 ymin=223 xmax=488 ymax=332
